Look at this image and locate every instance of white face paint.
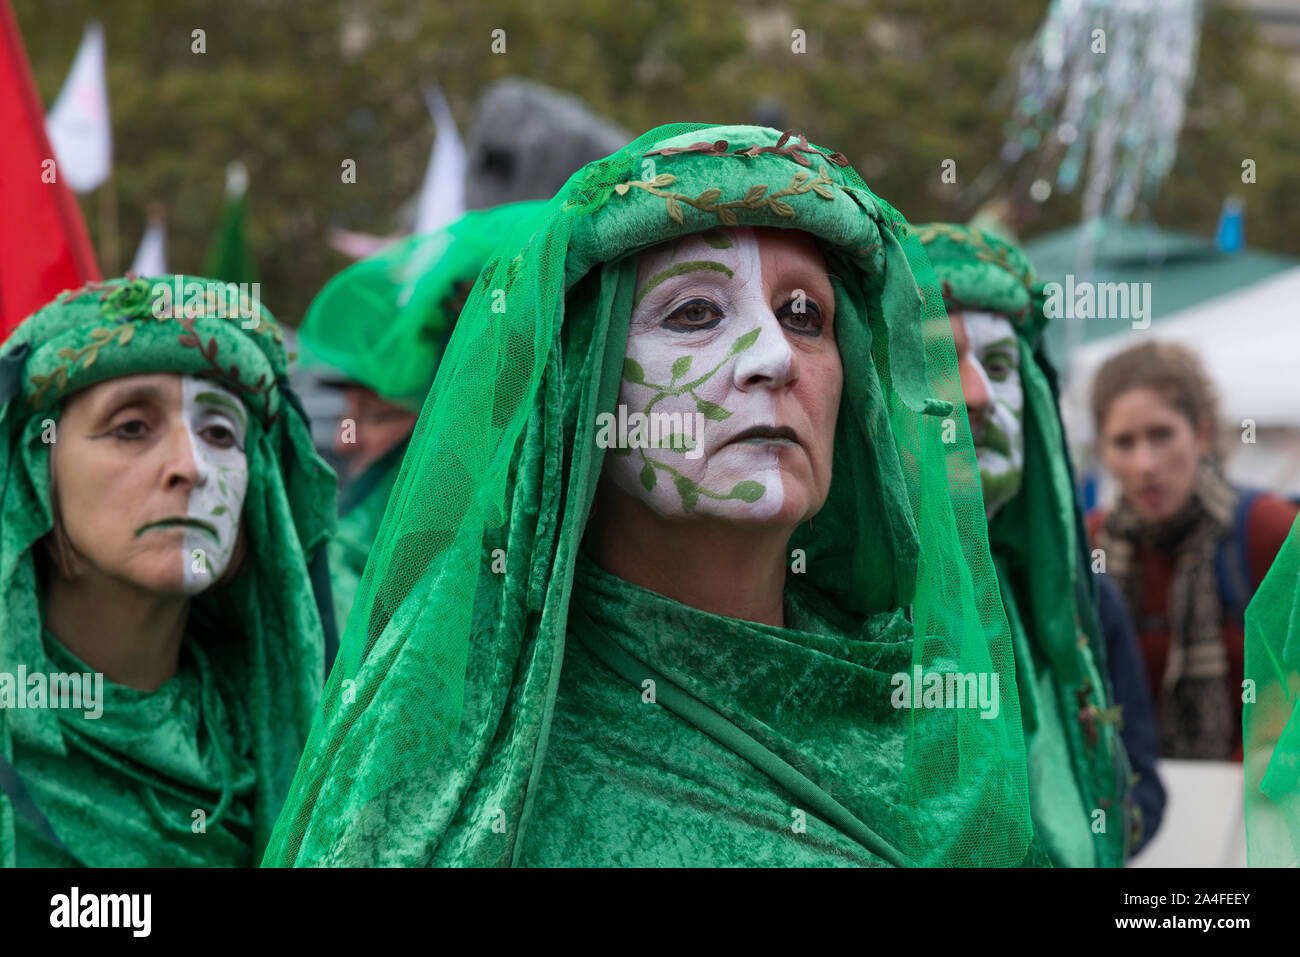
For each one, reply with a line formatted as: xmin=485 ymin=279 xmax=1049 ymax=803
xmin=179 ymin=376 xmax=250 ymax=593
xmin=954 ymin=311 xmax=1025 ymax=520
xmin=602 ymin=227 xmax=841 ymax=526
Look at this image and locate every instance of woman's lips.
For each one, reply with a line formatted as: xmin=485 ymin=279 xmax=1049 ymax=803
xmin=724 ymin=425 xmax=800 ymax=448
xmin=136 ymin=517 xmax=220 ymax=543
xmin=1136 ymin=487 xmax=1164 ymax=509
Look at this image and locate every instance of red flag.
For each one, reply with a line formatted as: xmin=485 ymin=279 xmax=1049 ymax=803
xmin=0 ymin=0 xmax=100 ymax=341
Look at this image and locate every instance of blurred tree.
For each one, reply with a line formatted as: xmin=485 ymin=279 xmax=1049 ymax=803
xmin=14 ymin=0 xmax=1299 ymax=323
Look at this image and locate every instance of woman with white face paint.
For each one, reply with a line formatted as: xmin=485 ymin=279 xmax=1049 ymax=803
xmin=0 ymin=276 xmax=336 ymax=867
xmin=588 ymin=226 xmax=842 ymax=625
xmin=266 ymin=125 xmax=1044 ymax=868
xmin=1089 ymin=341 xmax=1299 ymax=761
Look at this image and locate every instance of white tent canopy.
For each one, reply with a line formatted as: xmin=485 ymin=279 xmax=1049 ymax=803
xmin=1064 ymin=264 xmax=1300 ymax=435
xmin=1062 ymin=265 xmax=1300 ymax=499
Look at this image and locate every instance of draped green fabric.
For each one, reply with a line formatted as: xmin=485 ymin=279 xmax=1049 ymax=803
xmin=0 ymin=276 xmax=336 ymax=867
xmin=328 ymin=439 xmax=406 ymax=629
xmin=918 ymin=222 xmax=1129 ymax=867
xmin=265 ymin=125 xmax=1036 ymax=867
xmin=300 ymin=204 xmax=544 ymax=629
xmin=521 ymin=553 xmax=1052 ymax=867
xmin=13 ymin=632 xmax=258 ymax=866
xmin=298 ymin=202 xmax=547 ymax=410
xmin=1243 ymin=512 xmax=1300 ymax=866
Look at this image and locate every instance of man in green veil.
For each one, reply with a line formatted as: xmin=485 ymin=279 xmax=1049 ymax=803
xmin=266 ymin=126 xmax=1042 ymax=867
xmin=297 ymin=202 xmax=544 ymax=628
xmin=0 ymin=276 xmax=336 ymax=866
xmin=917 ymin=223 xmax=1130 ymax=866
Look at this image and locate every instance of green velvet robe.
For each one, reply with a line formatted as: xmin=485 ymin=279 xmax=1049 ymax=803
xmin=12 ymin=632 xmax=258 ymax=867
xmin=518 ymin=554 xmax=1049 ymax=867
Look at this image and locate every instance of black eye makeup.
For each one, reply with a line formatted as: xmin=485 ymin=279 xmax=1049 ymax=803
xmin=661 ymin=297 xmax=724 ymax=333
xmin=775 ymin=297 xmax=824 ymax=336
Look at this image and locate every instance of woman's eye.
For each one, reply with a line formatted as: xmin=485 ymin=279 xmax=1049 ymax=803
xmin=110 ymin=419 xmax=149 ymax=440
xmin=663 ymin=299 xmax=722 ymax=332
xmin=776 ymin=299 xmax=822 ymax=336
xmin=200 ymin=424 xmax=238 ymax=449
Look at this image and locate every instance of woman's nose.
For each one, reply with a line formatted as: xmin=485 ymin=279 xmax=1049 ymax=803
xmin=960 ymin=359 xmax=992 ymax=423
xmin=732 ymin=313 xmax=797 ymax=390
xmin=162 ymin=422 xmax=203 ymax=491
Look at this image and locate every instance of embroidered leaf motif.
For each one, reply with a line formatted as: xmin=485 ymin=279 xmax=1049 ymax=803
xmin=29 ymin=322 xmax=136 ymax=408
xmin=617 ymin=165 xmax=836 ymax=227
xmin=652 ymin=173 xmax=676 ymax=187
xmin=614 ymin=183 xmax=630 ymax=196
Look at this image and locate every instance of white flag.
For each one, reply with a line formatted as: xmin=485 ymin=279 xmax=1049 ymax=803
xmin=46 ymin=21 xmax=112 ymax=194
xmin=130 ymin=218 xmax=166 ymax=277
xmin=413 ymin=85 xmax=466 ymax=234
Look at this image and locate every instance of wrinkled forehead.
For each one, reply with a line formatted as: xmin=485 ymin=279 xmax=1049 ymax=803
xmin=61 ymin=371 xmax=245 ymax=421
xmin=955 ymin=310 xmax=1017 ymax=348
xmin=632 ymin=226 xmax=830 ymax=292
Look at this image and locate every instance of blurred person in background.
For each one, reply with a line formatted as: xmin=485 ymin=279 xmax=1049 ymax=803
xmin=918 ymin=222 xmax=1160 ymax=861
xmin=297 ymin=202 xmax=543 ymax=628
xmin=1088 ymin=341 xmax=1299 ymax=760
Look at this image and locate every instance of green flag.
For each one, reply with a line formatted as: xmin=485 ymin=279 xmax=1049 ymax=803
xmin=204 ymin=162 xmax=257 ymax=284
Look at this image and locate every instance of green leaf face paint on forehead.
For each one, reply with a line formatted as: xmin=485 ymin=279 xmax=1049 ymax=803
xmin=633 ymin=260 xmax=735 ymax=309
xmin=194 ymin=389 xmax=248 ymax=432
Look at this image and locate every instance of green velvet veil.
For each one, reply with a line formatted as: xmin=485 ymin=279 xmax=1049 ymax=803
xmin=1243 ymin=513 xmax=1300 ymax=866
xmin=917 ymin=222 xmax=1129 ymax=866
xmin=264 ymin=124 xmax=1035 ymax=867
xmin=0 ymin=276 xmax=336 ymax=865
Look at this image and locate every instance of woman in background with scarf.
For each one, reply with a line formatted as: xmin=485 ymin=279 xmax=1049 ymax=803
xmin=1088 ymin=340 xmax=1298 ymax=760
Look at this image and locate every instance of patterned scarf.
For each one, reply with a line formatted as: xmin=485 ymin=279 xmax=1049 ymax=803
xmin=1099 ymin=461 xmax=1238 ymax=758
